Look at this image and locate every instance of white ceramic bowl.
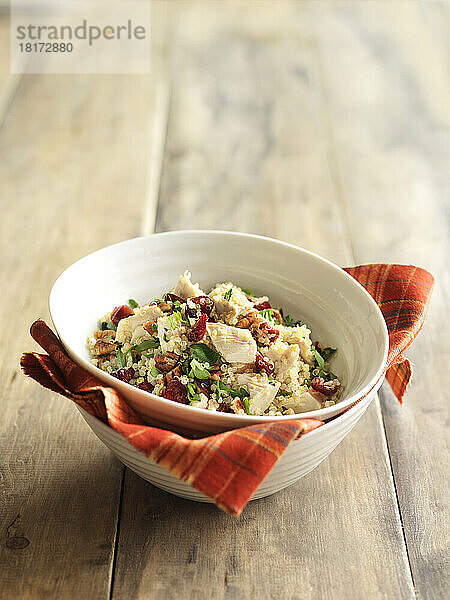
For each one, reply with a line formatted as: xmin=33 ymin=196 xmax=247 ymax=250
xmin=77 ymin=390 xmax=377 ymax=502
xmin=49 ymin=231 xmax=388 ymax=436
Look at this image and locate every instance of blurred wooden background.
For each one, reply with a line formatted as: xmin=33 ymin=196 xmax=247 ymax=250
xmin=0 ymin=2 xmax=448 ymax=599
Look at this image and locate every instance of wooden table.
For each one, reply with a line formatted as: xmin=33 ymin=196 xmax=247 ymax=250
xmin=0 ymin=2 xmax=448 ymax=598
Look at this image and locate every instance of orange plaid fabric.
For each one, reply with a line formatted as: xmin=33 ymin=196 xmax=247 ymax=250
xmin=21 ymin=264 xmax=433 ymax=515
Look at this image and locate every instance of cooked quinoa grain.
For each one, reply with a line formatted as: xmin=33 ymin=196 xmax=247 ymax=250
xmin=88 ymin=271 xmax=343 ymax=415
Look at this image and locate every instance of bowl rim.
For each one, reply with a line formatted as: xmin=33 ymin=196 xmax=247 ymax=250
xmin=49 ymin=230 xmax=389 ymax=424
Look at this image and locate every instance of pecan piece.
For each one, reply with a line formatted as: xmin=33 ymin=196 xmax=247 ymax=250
xmin=163 ymin=365 xmax=182 ymax=385
xmin=94 ymin=329 xmax=116 ymax=341
xmin=155 ymin=352 xmax=180 ymax=373
xmin=236 ymin=311 xmax=262 ymax=329
xmin=311 ymin=377 xmax=341 ymax=396
xmin=217 ymin=402 xmax=234 ymax=413
xmin=92 ymin=330 xmax=117 ymax=356
xmin=158 ymin=301 xmax=172 ymax=313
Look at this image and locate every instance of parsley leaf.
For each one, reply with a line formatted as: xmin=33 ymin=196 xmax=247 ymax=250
xmin=128 ymin=340 xmax=160 ymax=353
xmin=187 ymin=382 xmax=201 ymax=404
xmin=106 ymin=321 xmax=117 ymax=331
xmin=242 ymin=288 xmax=254 ymax=297
xmin=189 ymin=358 xmax=210 ymax=380
xmin=313 ymin=349 xmax=325 ymax=374
xmin=150 ymin=366 xmax=160 ymax=378
xmin=224 ymin=288 xmax=233 ymax=301
xmin=303 ymin=378 xmax=311 ymax=387
xmin=100 ymin=321 xmax=108 ymax=331
xmin=190 ymin=343 xmax=220 ymax=366
xmin=128 ymin=298 xmax=139 ymax=309
xmin=284 ymin=313 xmax=303 ymax=327
xmin=321 ymin=347 xmax=337 ymax=362
xmin=116 ymin=348 xmax=126 ymax=368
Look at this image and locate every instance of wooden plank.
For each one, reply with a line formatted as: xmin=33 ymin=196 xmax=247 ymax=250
xmin=307 ymin=2 xmax=450 ymax=598
xmin=112 ymin=2 xmax=414 ymax=598
xmin=0 ymin=15 xmax=26 ymax=131
xmin=0 ymin=3 xmax=169 ymax=598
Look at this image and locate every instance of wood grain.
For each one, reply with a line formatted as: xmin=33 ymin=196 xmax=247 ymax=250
xmin=305 ymin=3 xmax=450 ymax=598
xmin=112 ymin=2 xmax=418 ymax=599
xmin=1 ymin=0 xmax=447 ymax=598
xmin=0 ymin=4 xmax=169 ymax=598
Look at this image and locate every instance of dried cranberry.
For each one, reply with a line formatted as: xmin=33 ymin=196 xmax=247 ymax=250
xmin=164 ymin=293 xmax=186 ymax=304
xmin=254 ymin=301 xmax=271 ymax=310
xmin=259 ymin=321 xmax=280 ymax=344
xmin=112 ymin=367 xmax=135 ymax=383
xmin=163 ymin=379 xmax=188 ymax=404
xmin=311 ymin=377 xmax=340 ymax=396
xmin=111 ymin=305 xmax=134 ymax=326
xmin=138 ymin=381 xmax=154 ymax=393
xmin=255 ymin=352 xmax=275 ymax=375
xmin=186 ymin=296 xmax=213 ymax=317
xmin=217 ymin=402 xmax=234 ymax=413
xmin=187 ymin=313 xmax=208 ymax=342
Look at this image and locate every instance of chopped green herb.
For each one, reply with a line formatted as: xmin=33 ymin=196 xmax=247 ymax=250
xmin=260 ymin=308 xmax=275 ymax=322
xmin=241 ymin=395 xmax=252 ymax=415
xmin=128 ymin=339 xmax=160 ymax=353
xmin=277 ymin=390 xmax=290 ymax=397
xmin=224 ymin=288 xmax=233 ymax=301
xmin=190 ymin=343 xmax=221 ymax=366
xmin=116 ymin=348 xmax=126 ymax=368
xmin=128 ymin=298 xmax=139 ymax=309
xmin=189 ymin=358 xmax=210 ymax=380
xmin=173 ymin=309 xmax=189 ymax=325
xmin=321 ymin=347 xmax=337 ymax=362
xmin=187 ymin=382 xmax=201 ymax=404
xmin=167 ymin=315 xmax=177 ymax=330
xmin=150 ymin=366 xmax=160 ymax=378
xmin=163 ymin=333 xmax=169 ymax=343
xmin=313 ymin=349 xmax=325 ymax=374
xmin=303 ymin=378 xmax=311 ymax=387
xmin=284 ymin=313 xmax=294 ymax=327
xmin=268 ymin=378 xmax=278 ymax=386
xmin=242 ymin=288 xmax=254 ymax=297
xmin=216 ymin=381 xmax=221 ymax=402
xmin=284 ymin=313 xmax=303 ymax=327
xmin=106 ymin=321 xmax=117 ymax=331
xmin=100 ymin=321 xmax=108 ymax=331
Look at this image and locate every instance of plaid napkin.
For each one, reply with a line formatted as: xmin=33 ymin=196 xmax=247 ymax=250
xmin=21 ymin=264 xmax=433 ymax=516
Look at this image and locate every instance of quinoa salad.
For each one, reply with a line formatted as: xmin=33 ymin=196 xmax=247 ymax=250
xmin=88 ymin=272 xmax=343 ymax=416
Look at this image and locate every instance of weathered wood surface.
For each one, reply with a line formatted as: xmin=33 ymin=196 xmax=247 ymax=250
xmin=0 ymin=4 xmax=169 ymax=599
xmin=0 ymin=1 xmax=448 ymax=599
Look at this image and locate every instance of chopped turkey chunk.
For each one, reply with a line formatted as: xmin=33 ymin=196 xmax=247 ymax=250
xmin=116 ymin=305 xmax=163 ymax=343
xmin=209 ymin=283 xmax=254 ymax=325
xmin=89 ymin=272 xmax=342 ymax=416
xmin=279 ymin=324 xmax=315 ymax=365
xmin=236 ymin=373 xmax=280 ymax=415
xmin=261 ymin=340 xmax=299 ymax=382
xmin=206 ymin=322 xmax=257 ymax=363
xmin=172 ymin=271 xmax=204 ymax=299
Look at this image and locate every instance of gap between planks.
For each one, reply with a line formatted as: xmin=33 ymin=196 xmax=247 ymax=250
xmin=312 ymin=32 xmax=416 ymax=593
xmin=142 ymin=80 xmax=172 ymax=237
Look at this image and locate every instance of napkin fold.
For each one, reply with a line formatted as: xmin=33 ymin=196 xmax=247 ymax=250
xmin=21 ymin=264 xmax=433 ymax=515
